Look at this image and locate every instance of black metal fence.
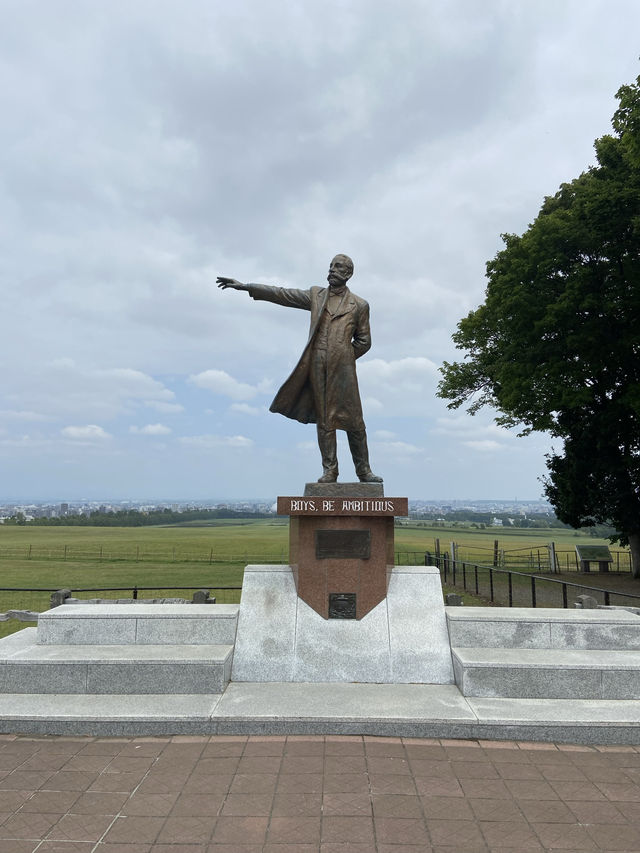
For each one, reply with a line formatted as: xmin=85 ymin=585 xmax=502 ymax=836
xmin=434 ymin=553 xmax=640 ymax=609
xmin=428 ymin=540 xmax=633 ymax=574
xmin=0 ymin=585 xmax=243 ymax=616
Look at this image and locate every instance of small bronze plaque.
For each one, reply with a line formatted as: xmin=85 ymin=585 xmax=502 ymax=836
xmin=329 ymin=593 xmax=357 ymax=619
xmin=316 ymin=529 xmax=371 ymax=560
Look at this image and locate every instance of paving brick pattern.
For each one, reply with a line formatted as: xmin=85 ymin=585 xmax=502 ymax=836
xmin=0 ymin=734 xmax=640 ymax=851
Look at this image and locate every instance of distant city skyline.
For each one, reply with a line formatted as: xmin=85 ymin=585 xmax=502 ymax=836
xmin=0 ymin=495 xmax=550 ymax=505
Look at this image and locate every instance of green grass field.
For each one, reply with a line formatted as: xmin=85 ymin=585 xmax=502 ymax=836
xmin=0 ymin=520 xmax=633 ymax=637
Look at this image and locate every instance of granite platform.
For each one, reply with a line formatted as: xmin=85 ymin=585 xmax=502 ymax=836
xmin=0 ymin=575 xmax=639 ymax=743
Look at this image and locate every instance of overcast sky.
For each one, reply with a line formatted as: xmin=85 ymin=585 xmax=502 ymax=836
xmin=2 ymin=0 xmax=639 ymax=502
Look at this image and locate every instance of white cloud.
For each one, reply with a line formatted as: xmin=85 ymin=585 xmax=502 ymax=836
xmin=256 ymin=379 xmax=275 ymax=395
xmin=179 ymin=434 xmax=254 ymax=449
xmin=129 ymin=423 xmax=172 ymax=436
xmin=229 ymin=403 xmax=265 ymax=416
xmin=376 ymin=440 xmax=423 ymax=456
xmin=358 ymin=357 xmax=440 ymax=417
xmin=0 ymin=410 xmax=52 ymax=422
xmin=463 ymin=439 xmax=502 ymax=452
xmin=189 ymin=369 xmax=263 ymax=401
xmin=144 ymin=400 xmax=185 ymax=414
xmin=363 ymin=397 xmax=384 ymax=413
xmin=3 ymin=361 xmax=178 ymax=422
xmin=61 ymin=425 xmax=111 ymax=441
xmin=0 ymin=434 xmax=53 ymax=449
xmin=432 ymin=415 xmax=514 ymax=439
xmin=373 ymin=429 xmax=397 ymax=440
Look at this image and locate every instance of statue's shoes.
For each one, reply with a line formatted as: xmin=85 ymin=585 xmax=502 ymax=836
xmin=358 ymin=471 xmax=383 ymax=483
xmin=317 ymin=472 xmax=338 ymax=483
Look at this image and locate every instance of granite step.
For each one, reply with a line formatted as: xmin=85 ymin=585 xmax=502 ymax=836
xmin=446 ymin=606 xmax=640 ymax=650
xmin=0 ymin=629 xmax=233 ymax=694
xmin=37 ymin=603 xmax=239 ymax=645
xmin=0 ymin=685 xmax=638 ymax=743
xmin=452 ymin=646 xmax=640 ymax=699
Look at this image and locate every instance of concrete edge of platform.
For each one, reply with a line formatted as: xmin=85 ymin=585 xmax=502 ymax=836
xmin=0 ymin=717 xmax=638 ymax=744
xmin=0 ymin=683 xmax=637 ymax=743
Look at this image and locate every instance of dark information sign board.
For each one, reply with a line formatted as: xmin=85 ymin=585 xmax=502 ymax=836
xmin=575 ymin=545 xmax=613 ymax=562
xmin=316 ymin=529 xmax=371 ymax=560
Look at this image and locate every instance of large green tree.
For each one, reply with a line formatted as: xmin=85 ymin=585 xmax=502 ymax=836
xmin=438 ymin=74 xmax=640 ymax=575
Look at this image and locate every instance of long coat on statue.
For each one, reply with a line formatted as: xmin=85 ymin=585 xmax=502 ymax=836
xmin=248 ymin=283 xmax=371 ymax=431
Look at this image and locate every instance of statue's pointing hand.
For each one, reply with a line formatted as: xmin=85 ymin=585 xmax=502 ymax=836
xmin=217 ymin=276 xmax=248 ymax=291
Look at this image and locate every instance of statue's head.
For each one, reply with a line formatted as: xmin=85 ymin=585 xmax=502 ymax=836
xmin=327 ymin=254 xmax=354 ymax=287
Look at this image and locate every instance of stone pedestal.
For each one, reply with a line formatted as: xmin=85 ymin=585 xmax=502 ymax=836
xmin=277 ymin=484 xmax=408 ymax=620
xmin=230 ymin=565 xmax=454 ymax=683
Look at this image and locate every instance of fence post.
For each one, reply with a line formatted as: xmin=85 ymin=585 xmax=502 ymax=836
xmin=50 ymin=589 xmax=71 ymax=608
xmin=474 ymin=564 xmax=479 ymax=595
xmin=493 ymin=539 xmax=499 ymax=567
xmin=462 ymin=562 xmax=466 ymax=590
xmin=531 ymin=575 xmax=537 ymax=607
xmin=562 ymin=583 xmax=568 ymax=608
xmin=508 ymin=573 xmax=513 ymax=606
xmin=489 ymin=569 xmax=494 ymax=602
xmin=133 ymin=586 xmax=138 ymax=600
xmin=435 ymin=538 xmax=441 ymax=563
xmin=549 ymin=542 xmax=557 ymax=573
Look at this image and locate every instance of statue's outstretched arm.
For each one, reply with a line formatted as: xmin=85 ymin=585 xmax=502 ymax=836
xmin=218 ymin=276 xmax=312 ymax=311
xmin=217 ymin=276 xmax=250 ymax=291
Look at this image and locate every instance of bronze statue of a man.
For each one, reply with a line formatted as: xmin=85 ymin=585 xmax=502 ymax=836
xmin=218 ymin=254 xmax=382 ymax=484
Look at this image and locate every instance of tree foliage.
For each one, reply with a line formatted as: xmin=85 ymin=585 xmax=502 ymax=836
xmin=438 ymin=74 xmax=640 ymax=573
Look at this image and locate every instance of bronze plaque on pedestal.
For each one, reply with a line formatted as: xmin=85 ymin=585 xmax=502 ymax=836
xmin=328 ymin=593 xmax=357 ymax=619
xmin=316 ymin=530 xmax=371 ymax=560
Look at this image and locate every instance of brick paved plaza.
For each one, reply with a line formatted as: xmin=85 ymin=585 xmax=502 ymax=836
xmin=0 ymin=734 xmax=639 ymax=851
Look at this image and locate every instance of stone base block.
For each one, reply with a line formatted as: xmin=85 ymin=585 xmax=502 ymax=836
xmin=37 ymin=603 xmax=239 ymax=645
xmin=231 ymin=564 xmax=454 ymax=684
xmin=302 ymin=482 xmax=384 ymax=498
xmin=446 ymin=607 xmax=640 ymax=650
xmin=0 ymin=629 xmax=233 ymax=694
xmin=452 ymin=646 xmax=640 ymax=699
